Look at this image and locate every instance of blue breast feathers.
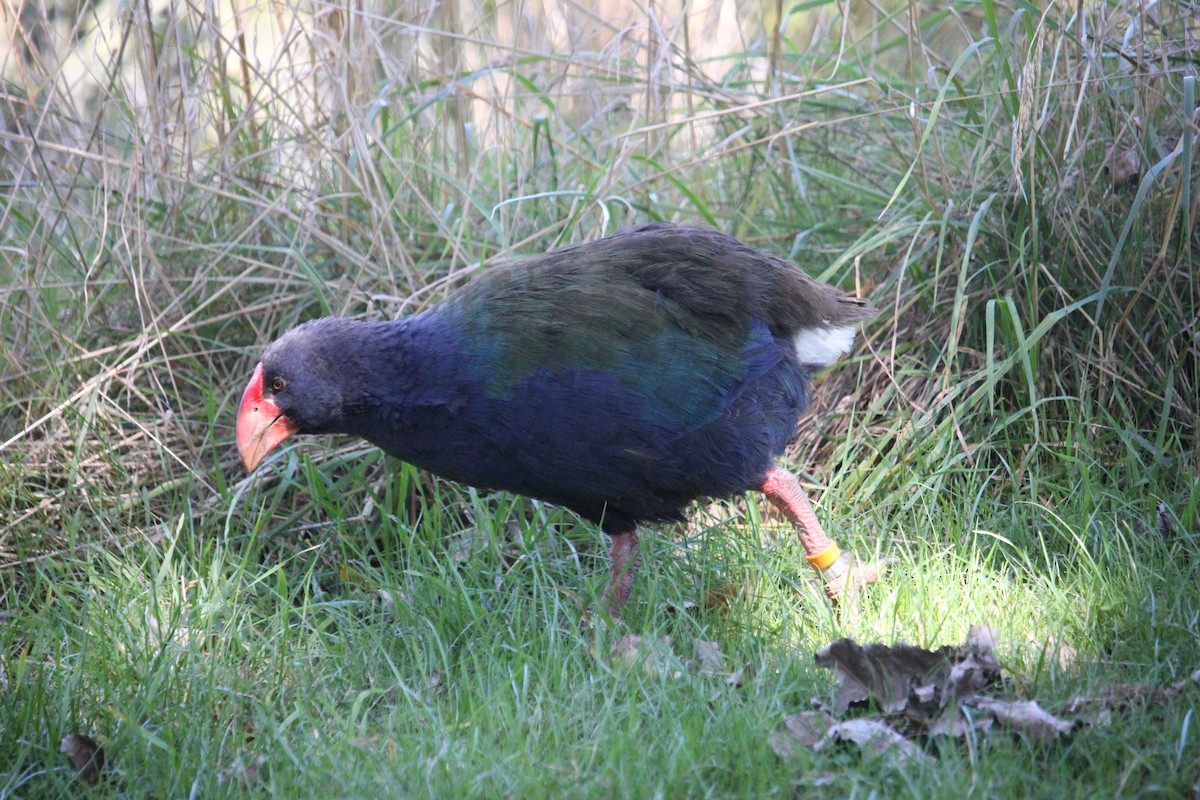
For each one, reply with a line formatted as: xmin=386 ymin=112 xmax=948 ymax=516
xmin=369 ymin=317 xmax=811 ymax=532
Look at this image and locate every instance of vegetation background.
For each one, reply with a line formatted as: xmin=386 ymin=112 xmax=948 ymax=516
xmin=1 ymin=0 xmax=1197 ymax=795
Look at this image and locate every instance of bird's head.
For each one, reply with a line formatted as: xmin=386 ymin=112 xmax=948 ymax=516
xmin=236 ymin=320 xmax=360 ymax=472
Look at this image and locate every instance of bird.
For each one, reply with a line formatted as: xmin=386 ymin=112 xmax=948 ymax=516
xmin=236 ymin=222 xmax=880 ymax=615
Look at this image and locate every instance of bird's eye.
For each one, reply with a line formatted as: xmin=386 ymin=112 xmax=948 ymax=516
xmin=270 ymin=377 xmax=286 ymax=393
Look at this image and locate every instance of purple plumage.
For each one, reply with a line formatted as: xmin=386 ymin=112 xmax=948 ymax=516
xmin=237 ymin=223 xmax=880 ymax=614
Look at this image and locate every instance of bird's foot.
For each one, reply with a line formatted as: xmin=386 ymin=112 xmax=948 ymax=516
xmin=818 ymin=551 xmax=882 ymax=603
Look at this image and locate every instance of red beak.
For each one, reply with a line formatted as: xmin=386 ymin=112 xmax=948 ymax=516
xmin=236 ymin=363 xmax=300 ymax=472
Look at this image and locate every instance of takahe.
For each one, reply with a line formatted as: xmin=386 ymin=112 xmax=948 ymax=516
xmin=237 ymin=223 xmax=879 ymax=614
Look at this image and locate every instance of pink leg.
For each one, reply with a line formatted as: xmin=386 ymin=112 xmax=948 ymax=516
xmin=604 ymin=530 xmax=641 ymax=617
xmin=760 ymin=466 xmax=880 ymax=601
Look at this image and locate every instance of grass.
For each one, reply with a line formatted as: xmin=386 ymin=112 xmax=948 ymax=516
xmin=2 ymin=0 xmax=1199 ymax=796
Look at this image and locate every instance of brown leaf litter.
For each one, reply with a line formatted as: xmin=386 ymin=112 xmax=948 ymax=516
xmin=609 ymin=635 xmax=747 ymax=684
xmin=60 ymin=733 xmax=105 ymax=786
xmin=772 ymin=625 xmax=1200 ymax=763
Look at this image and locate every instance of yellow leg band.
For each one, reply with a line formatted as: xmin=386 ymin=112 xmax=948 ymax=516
xmin=806 ymin=544 xmax=842 ymax=571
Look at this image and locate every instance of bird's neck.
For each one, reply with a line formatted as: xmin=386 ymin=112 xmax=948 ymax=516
xmin=331 ymin=312 xmax=476 ymax=440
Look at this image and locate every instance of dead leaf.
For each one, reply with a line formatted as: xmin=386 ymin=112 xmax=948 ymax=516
xmin=702 ymin=583 xmax=742 ymax=609
xmin=610 ymin=634 xmax=678 ymax=678
xmin=965 ymin=697 xmax=1073 ymax=742
xmin=815 ymin=638 xmax=956 ymax=714
xmin=912 ymin=683 xmax=938 ymax=705
xmin=688 ymin=640 xmax=725 ymax=677
xmin=145 ymin=615 xmax=192 ymax=649
xmin=726 ymin=662 xmax=755 ymax=689
xmin=796 ymin=629 xmax=1193 ymax=757
xmin=1029 ymin=634 xmax=1077 ymax=670
xmin=966 ymin=624 xmax=998 ymax=654
xmin=60 ymin=733 xmax=104 ymax=786
xmin=1157 ymin=502 xmax=1175 ymax=540
xmin=609 ymin=634 xmax=643 ymax=667
xmin=816 ymin=719 xmax=931 ymax=763
xmin=944 ymin=649 xmax=1003 ymax=698
xmin=770 ymin=712 xmax=834 ymax=759
xmin=1053 ymin=643 xmax=1078 ymax=670
xmin=1062 ymin=668 xmax=1200 ymax=727
xmin=1104 ymin=146 xmax=1140 ymax=188
xmin=928 ymin=705 xmax=995 ymax=739
xmin=662 ymin=598 xmax=698 ymax=614
xmin=1174 ymin=668 xmax=1200 ymax=691
xmin=816 ymin=631 xmax=1004 ymax=719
